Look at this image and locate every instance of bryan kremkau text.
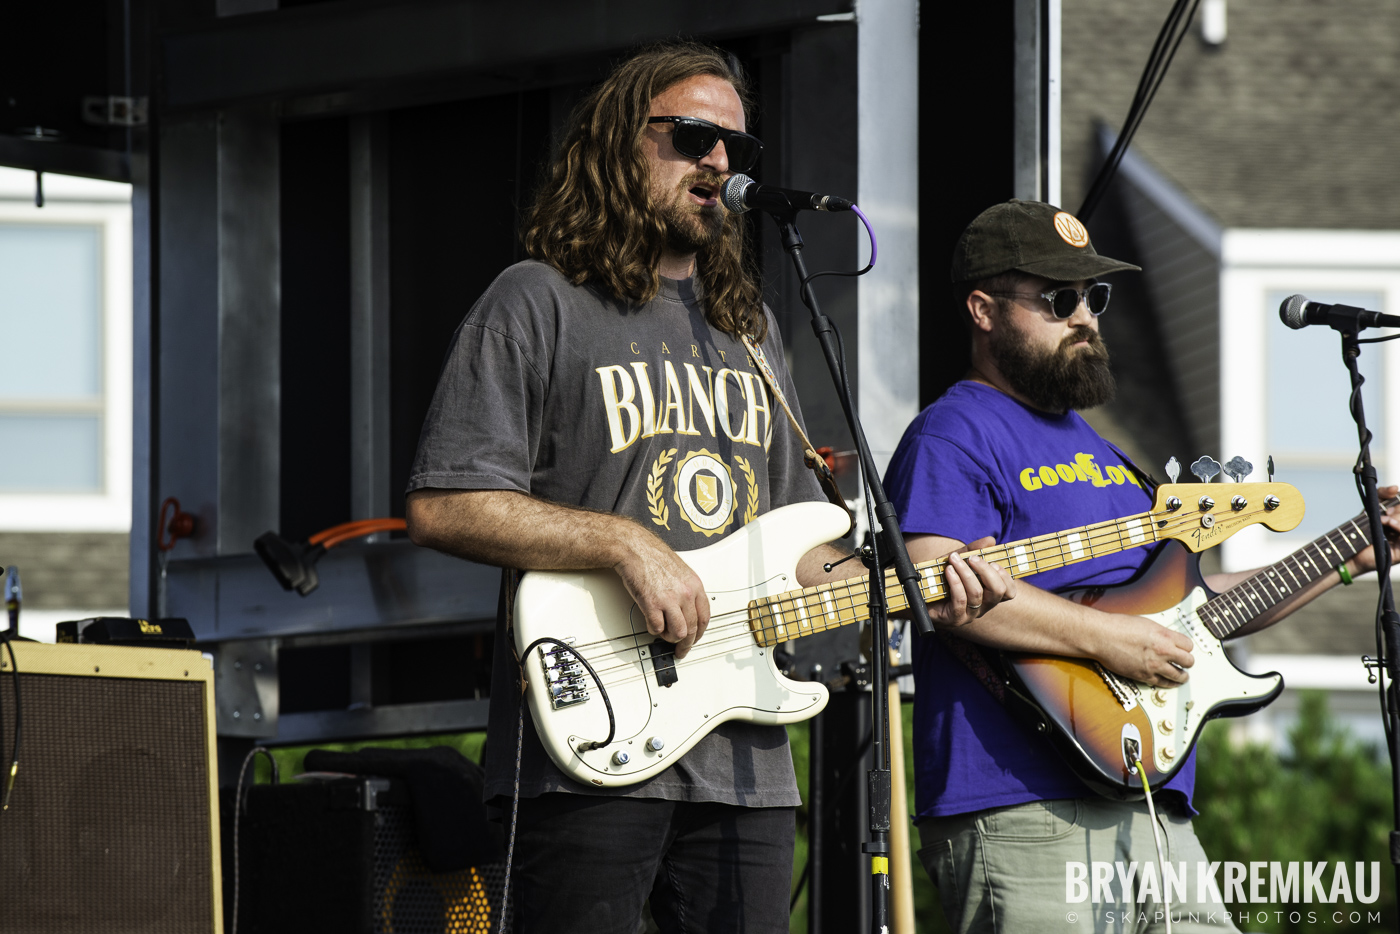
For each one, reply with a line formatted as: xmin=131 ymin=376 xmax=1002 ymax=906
xmin=1065 ymin=861 xmax=1381 ymax=905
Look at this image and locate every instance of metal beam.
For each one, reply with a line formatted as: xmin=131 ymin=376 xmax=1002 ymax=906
xmin=857 ymin=0 xmax=919 ymax=481
xmin=275 ymin=698 xmax=491 ymax=745
xmin=157 ymin=115 xmax=222 ymax=561
xmin=163 ymin=0 xmax=854 ymax=109
xmin=349 ymin=114 xmax=391 ymax=522
xmin=0 ymin=136 xmax=130 ymax=183
xmin=166 ymin=538 xmax=501 ymax=641
xmin=1013 ymin=0 xmax=1061 ymax=204
xmin=217 ymin=103 xmax=281 ymax=553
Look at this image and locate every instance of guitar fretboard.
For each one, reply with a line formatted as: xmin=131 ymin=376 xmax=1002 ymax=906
xmin=1196 ymin=497 xmax=1398 ymax=639
xmin=746 ymin=511 xmax=1163 ymax=647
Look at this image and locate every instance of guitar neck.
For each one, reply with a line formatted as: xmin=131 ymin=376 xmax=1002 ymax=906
xmin=1196 ymin=497 xmax=1400 ymax=640
xmin=748 ymin=509 xmax=1165 ymax=647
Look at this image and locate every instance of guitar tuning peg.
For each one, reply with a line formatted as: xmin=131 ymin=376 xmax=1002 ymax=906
xmin=1165 ymin=456 xmax=1181 ymax=484
xmin=1267 ymin=455 xmax=1275 ymax=482
xmin=1190 ymin=455 xmax=1222 ymax=483
xmin=1223 ymin=456 xmax=1253 ymax=483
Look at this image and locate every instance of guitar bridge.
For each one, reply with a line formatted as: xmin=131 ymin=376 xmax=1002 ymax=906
xmin=539 ymin=640 xmax=591 ymax=709
xmin=1094 ymin=663 xmax=1138 ymax=711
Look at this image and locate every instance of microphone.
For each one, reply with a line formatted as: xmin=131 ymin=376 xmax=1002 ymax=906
xmin=1279 ymin=294 xmax=1400 ymax=331
xmin=720 ymin=174 xmax=855 ymax=215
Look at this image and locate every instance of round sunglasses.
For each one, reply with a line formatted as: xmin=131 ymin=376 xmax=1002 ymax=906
xmin=987 ymin=282 xmax=1112 ymax=318
xmin=647 ymin=116 xmax=763 ymax=173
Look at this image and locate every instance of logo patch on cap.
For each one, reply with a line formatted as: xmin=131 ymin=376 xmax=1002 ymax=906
xmin=1053 ymin=212 xmax=1090 ymax=248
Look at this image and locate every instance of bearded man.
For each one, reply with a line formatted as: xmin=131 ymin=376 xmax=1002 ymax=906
xmin=404 ymin=43 xmax=1011 ymax=933
xmin=884 ymin=200 xmax=1400 ymax=933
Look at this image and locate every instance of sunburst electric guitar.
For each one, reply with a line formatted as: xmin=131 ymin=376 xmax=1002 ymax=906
xmin=1004 ymin=496 xmax=1395 ymax=797
xmin=514 ymin=482 xmax=1302 ymax=787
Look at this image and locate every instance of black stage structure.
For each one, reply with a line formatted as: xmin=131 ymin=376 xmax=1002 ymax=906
xmin=2 ymin=1 xmax=1056 ymax=929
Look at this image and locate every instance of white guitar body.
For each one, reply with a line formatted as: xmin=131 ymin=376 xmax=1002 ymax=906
xmin=515 ymin=501 xmax=851 ymax=787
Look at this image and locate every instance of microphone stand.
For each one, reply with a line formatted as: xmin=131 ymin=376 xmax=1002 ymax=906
xmin=768 ymin=210 xmax=935 ymax=934
xmin=1337 ymin=328 xmax=1400 ymax=929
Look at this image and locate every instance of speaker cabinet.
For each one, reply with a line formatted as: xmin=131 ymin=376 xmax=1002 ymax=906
xmin=226 ymin=777 xmax=509 ymax=934
xmin=0 ymin=641 xmax=222 ymax=933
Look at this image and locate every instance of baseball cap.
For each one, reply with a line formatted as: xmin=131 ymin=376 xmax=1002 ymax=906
xmin=951 ymin=200 xmax=1140 ymax=282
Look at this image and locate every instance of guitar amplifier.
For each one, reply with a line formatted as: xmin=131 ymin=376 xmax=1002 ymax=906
xmin=0 ymin=641 xmax=222 ymax=933
xmin=226 ymin=776 xmax=511 ymax=933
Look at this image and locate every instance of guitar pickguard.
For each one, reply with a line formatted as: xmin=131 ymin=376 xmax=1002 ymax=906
xmin=1007 ymin=574 xmax=1283 ymax=795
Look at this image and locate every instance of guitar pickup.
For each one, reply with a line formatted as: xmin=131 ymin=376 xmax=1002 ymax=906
xmin=649 ymin=639 xmax=678 ymax=688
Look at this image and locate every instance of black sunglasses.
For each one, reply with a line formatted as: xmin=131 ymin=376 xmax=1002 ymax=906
xmin=646 ymin=116 xmax=763 ymax=173
xmin=988 ymin=282 xmax=1112 ymax=319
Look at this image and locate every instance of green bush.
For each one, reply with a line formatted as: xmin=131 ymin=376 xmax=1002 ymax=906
xmin=1192 ymin=691 xmax=1395 ymax=933
xmin=247 ymin=731 xmax=487 ymax=784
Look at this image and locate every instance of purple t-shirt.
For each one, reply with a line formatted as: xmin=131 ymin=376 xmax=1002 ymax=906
xmin=884 ymin=381 xmax=1195 ymax=818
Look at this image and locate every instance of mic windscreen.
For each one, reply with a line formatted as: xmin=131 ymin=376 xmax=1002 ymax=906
xmin=1279 ymin=294 xmax=1311 ymax=329
xmin=720 ymin=174 xmax=753 ymax=214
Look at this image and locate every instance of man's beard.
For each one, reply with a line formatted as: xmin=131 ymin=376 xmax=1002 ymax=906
xmin=658 ymin=172 xmax=726 ymax=256
xmin=989 ymin=320 xmax=1117 ymax=412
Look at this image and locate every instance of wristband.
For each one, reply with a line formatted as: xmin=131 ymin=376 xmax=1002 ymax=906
xmin=1337 ymin=564 xmax=1354 ymax=586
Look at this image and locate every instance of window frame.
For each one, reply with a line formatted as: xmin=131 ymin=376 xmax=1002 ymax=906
xmin=1219 ymin=229 xmax=1400 ymax=573
xmin=0 ymin=199 xmax=131 ymax=531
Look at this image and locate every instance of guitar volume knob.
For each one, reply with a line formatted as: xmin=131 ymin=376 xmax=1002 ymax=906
xmin=612 ymin=750 xmax=630 ymax=766
xmin=646 ymin=736 xmax=665 ymax=752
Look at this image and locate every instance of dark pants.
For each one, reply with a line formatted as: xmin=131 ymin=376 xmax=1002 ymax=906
xmin=511 ymin=793 xmax=795 ymax=934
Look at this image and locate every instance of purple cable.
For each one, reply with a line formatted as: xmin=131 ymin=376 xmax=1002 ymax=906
xmin=851 ymin=204 xmax=877 ymax=273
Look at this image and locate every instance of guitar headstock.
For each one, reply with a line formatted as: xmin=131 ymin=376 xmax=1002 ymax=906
xmin=1150 ymin=482 xmax=1304 ymax=553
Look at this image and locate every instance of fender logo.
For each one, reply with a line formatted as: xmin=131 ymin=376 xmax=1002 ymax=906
xmin=1188 ymin=525 xmax=1225 ymax=547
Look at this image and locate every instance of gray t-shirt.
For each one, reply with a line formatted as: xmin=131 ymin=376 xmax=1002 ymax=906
xmin=408 ymin=259 xmax=824 ymax=806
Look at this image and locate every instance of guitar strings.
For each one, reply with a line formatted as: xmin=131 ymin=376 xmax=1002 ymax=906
xmin=552 ymin=509 xmax=1167 ymax=660
xmin=542 ymin=503 xmax=1267 ymax=685
xmin=561 ymin=507 xmax=1193 ymax=677
xmin=539 ymin=504 xmax=1282 ymax=720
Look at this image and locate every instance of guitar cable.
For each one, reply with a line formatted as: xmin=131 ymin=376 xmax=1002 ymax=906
xmin=1132 ymin=757 xmax=1173 ymax=934
xmin=499 ymin=636 xmax=617 ymax=934
xmin=231 ymin=746 xmax=279 ymax=934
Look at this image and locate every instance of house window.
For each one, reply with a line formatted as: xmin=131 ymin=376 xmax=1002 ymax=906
xmin=0 ymin=223 xmax=105 ymax=492
xmin=0 ymin=172 xmax=132 ymax=533
xmin=1265 ymin=289 xmax=1384 ymax=541
xmin=1219 ymin=229 xmax=1400 ymax=572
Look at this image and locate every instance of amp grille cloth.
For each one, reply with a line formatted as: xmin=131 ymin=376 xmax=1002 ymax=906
xmin=372 ymin=796 xmax=511 ymax=934
xmin=0 ymin=672 xmax=213 ymax=933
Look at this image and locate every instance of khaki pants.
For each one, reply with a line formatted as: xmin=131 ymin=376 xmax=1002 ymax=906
xmin=917 ymin=798 xmax=1242 ymax=934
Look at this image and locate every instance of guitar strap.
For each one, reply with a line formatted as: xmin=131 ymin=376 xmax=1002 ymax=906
xmin=741 ymin=335 xmax=853 ymax=531
xmin=502 ymin=567 xmax=527 ymax=694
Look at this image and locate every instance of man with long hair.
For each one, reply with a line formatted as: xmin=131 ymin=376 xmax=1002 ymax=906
xmin=404 ymin=42 xmax=1012 ymax=932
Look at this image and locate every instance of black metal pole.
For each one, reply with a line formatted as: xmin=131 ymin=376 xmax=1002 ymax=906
xmin=1337 ymin=330 xmax=1400 ymax=929
xmin=808 ymin=707 xmax=824 ymax=934
xmin=770 ymin=212 xmax=925 ymax=933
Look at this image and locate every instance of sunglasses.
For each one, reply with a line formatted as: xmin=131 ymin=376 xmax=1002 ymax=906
xmin=988 ymin=282 xmax=1113 ymax=318
xmin=646 ymin=116 xmax=763 ymax=173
